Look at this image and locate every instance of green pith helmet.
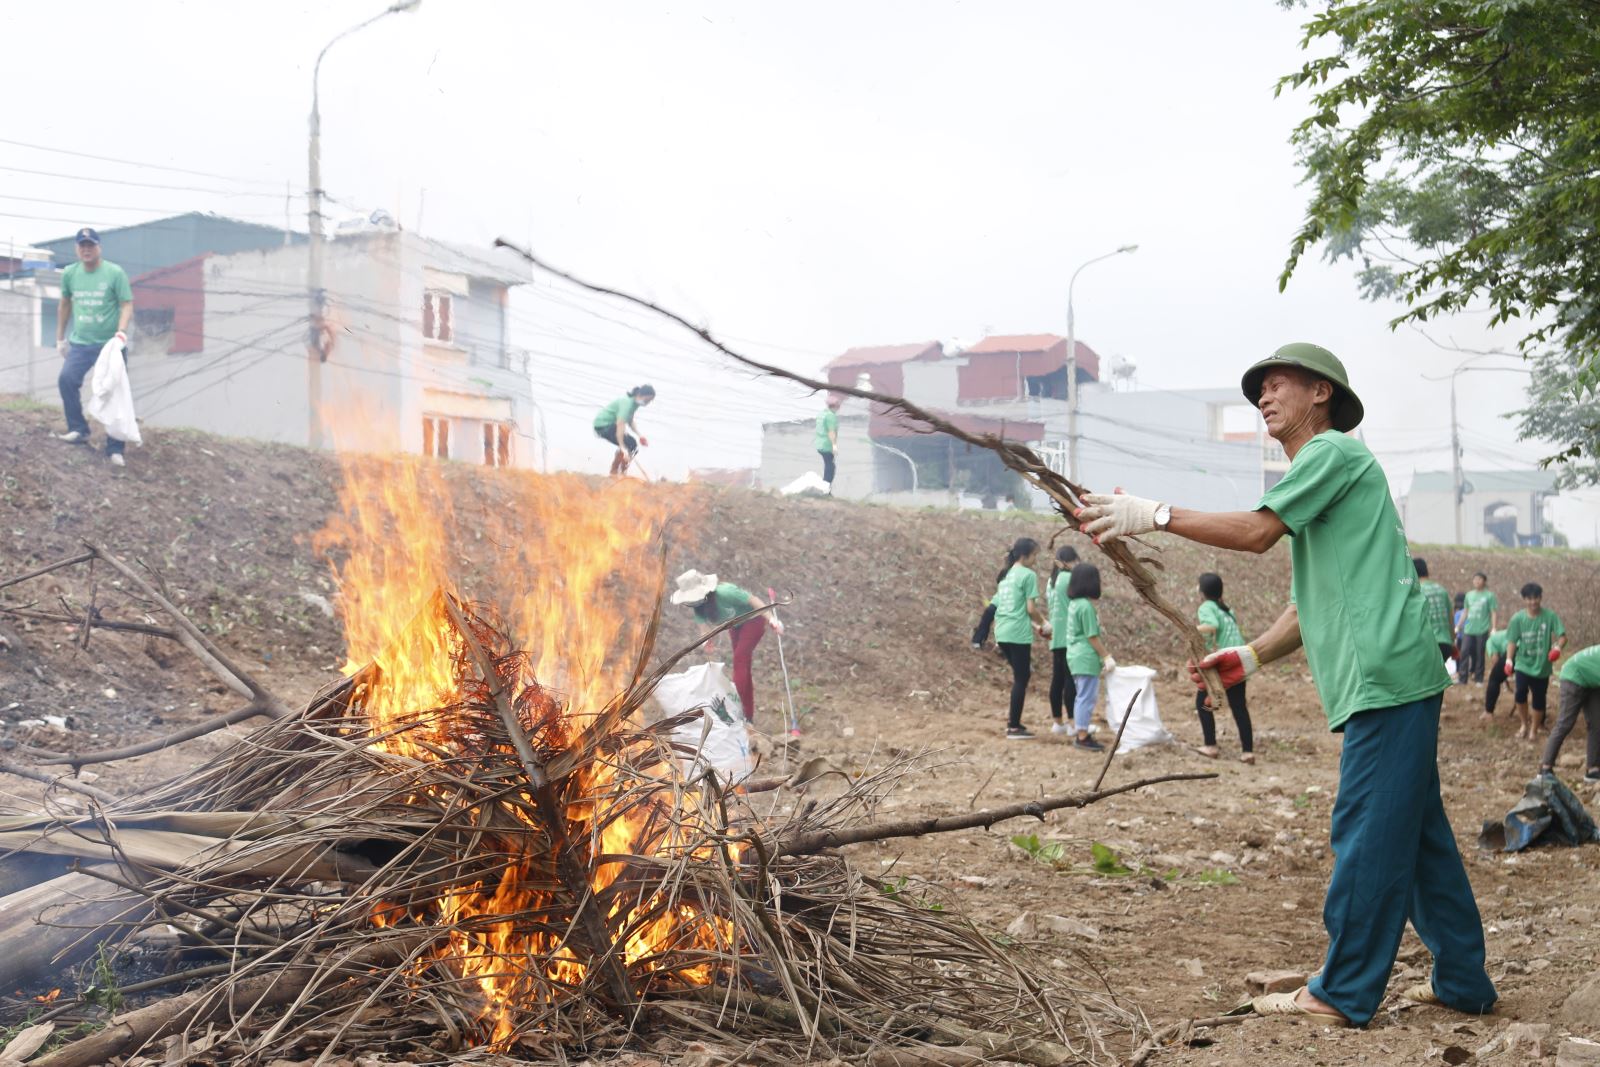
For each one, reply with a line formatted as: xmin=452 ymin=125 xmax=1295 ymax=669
xmin=1240 ymin=342 xmax=1365 ymax=432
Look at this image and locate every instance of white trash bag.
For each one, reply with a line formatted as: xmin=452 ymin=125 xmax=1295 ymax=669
xmin=1103 ymin=665 xmax=1174 ymax=752
xmin=651 ymin=661 xmax=755 ymax=784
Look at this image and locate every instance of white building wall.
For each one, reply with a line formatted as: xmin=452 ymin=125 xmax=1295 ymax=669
xmin=0 ymin=288 xmax=54 ymax=405
xmin=1403 ymin=487 xmax=1544 ymax=546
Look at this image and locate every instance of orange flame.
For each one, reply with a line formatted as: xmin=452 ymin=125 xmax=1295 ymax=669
xmin=320 ymin=455 xmax=732 ymax=1047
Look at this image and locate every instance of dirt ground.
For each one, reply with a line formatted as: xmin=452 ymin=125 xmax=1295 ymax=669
xmin=3 ymin=398 xmax=1599 ymax=1065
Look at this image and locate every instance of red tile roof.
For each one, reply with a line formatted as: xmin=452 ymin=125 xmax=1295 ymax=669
xmin=824 ymin=340 xmax=943 ymax=370
xmin=963 ymin=334 xmax=1065 ymax=355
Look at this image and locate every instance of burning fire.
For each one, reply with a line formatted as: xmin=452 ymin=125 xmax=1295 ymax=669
xmin=319 ymin=455 xmax=734 ymax=1046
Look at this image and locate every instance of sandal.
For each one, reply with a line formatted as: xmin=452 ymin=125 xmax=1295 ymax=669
xmin=1196 ymin=746 xmax=1220 ymax=759
xmin=1250 ymin=987 xmax=1349 ymax=1024
xmin=1239 ymin=752 xmax=1256 ymax=765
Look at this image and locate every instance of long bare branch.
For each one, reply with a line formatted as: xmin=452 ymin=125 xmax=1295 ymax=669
xmin=0 ymin=551 xmax=95 ymax=594
xmin=772 ymin=772 xmax=1217 ymax=858
xmin=29 ymin=700 xmax=273 ymax=768
xmin=0 ymin=758 xmax=118 ymax=803
xmin=493 ymin=238 xmax=1225 ymax=705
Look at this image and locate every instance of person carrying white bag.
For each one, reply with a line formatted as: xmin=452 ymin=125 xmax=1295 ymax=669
xmin=54 ymin=226 xmax=136 ymax=467
xmin=84 ymin=335 xmax=142 ymax=455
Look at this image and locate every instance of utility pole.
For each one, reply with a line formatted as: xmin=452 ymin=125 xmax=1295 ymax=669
xmin=306 ymin=0 xmax=422 ymax=452
xmin=1066 ymin=244 xmax=1137 ymax=482
xmin=1449 ymin=374 xmax=1463 ymax=545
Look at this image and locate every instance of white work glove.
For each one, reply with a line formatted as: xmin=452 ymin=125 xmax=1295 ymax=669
xmin=1101 ymin=655 xmax=1118 ymax=674
xmin=57 ymin=338 xmax=69 ymax=356
xmin=1077 ymin=491 xmax=1162 ymax=543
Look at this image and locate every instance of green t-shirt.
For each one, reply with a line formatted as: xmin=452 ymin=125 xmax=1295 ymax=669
xmin=1256 ymin=430 xmax=1450 ymax=731
xmin=1559 ymin=645 xmax=1600 ymax=689
xmin=61 ymin=260 xmax=132 ymax=346
xmin=992 ymin=563 xmax=1039 ymax=645
xmin=1420 ymin=580 xmax=1453 ymax=644
xmin=1047 ymin=571 xmax=1073 ymax=650
xmin=1065 ymin=598 xmax=1102 ymax=675
xmin=692 ymin=582 xmax=754 ymax=624
xmin=1486 ymin=628 xmax=1509 ymax=658
xmin=593 ymin=395 xmax=640 ymax=432
xmin=1197 ymin=600 xmax=1243 ymax=654
xmin=1463 ymin=589 xmax=1498 ymax=636
xmin=814 ymin=408 xmax=839 ymax=453
xmin=1506 ymin=607 xmax=1566 ymax=679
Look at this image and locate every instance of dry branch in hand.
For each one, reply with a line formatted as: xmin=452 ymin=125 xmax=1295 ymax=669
xmin=493 ymin=238 xmax=1226 ymax=706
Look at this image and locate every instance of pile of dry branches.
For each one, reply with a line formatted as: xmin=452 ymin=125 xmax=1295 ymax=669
xmin=0 ymin=548 xmax=1213 ymax=1067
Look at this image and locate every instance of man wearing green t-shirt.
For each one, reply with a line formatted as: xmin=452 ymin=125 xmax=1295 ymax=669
xmin=1481 ymin=628 xmax=1510 ymax=722
xmin=55 ymin=227 xmax=133 ymax=465
xmin=1544 ymin=644 xmax=1600 ymax=782
xmin=1076 ymin=343 xmax=1494 ymax=1027
xmin=1458 ymin=573 xmax=1498 ymax=685
xmin=592 ymin=385 xmax=655 ymax=476
xmin=814 ymin=394 xmax=841 ymax=492
xmin=1504 ymin=582 xmax=1566 ymax=741
xmin=1414 ymin=559 xmax=1454 ymax=662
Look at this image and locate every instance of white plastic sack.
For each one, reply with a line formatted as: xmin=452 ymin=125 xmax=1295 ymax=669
xmin=651 ymin=661 xmax=754 ymax=783
xmin=778 ymin=471 xmax=831 ymax=496
xmin=1103 ymin=665 xmax=1174 ymax=752
xmin=85 ymin=337 xmax=142 ymax=445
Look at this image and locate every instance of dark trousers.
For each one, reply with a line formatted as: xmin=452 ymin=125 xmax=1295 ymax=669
xmin=1048 ymin=647 xmax=1077 ymax=721
xmin=971 ymin=603 xmax=996 ymax=647
xmin=1542 ymin=680 xmax=1600 ymax=771
xmin=729 ymin=620 xmax=765 ymax=722
xmin=1457 ymin=633 xmax=1487 ymax=683
xmin=1194 ymin=681 xmax=1254 ymax=752
xmin=998 ymin=642 xmax=1031 ymax=730
xmin=1306 ymin=695 xmax=1496 ymax=1025
xmin=1485 ymin=655 xmax=1508 ymax=714
xmin=819 ymin=450 xmax=835 ymax=484
xmin=1438 ymin=642 xmax=1453 ymax=663
xmin=593 ymin=424 xmax=637 ymax=454
xmin=59 ymin=342 xmax=126 ymax=455
xmin=1514 ymin=671 xmax=1551 ymax=712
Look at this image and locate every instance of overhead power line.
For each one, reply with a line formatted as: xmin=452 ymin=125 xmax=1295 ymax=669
xmin=0 ymin=135 xmax=293 ymax=189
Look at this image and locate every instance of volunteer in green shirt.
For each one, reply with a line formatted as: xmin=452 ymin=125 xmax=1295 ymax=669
xmin=670 ymin=569 xmax=780 ymax=724
xmin=991 ymin=537 xmax=1045 ymax=740
xmin=1458 ymin=573 xmax=1498 ymax=685
xmin=1544 ymin=645 xmax=1600 ymax=782
xmin=55 ymin=227 xmax=134 ymax=464
xmin=593 ymin=385 xmax=655 ymax=476
xmin=1076 ymin=342 xmax=1494 ymax=1027
xmin=1194 ymin=572 xmax=1254 ymax=763
xmin=1481 ymin=628 xmax=1511 ymax=722
xmin=1045 ymin=546 xmax=1079 ymax=735
xmin=1062 ymin=563 xmax=1110 ymax=752
xmin=1504 ymin=582 xmax=1566 ymax=741
xmin=1414 ymin=558 xmax=1454 ymax=661
xmin=815 ymin=393 xmax=842 ymax=492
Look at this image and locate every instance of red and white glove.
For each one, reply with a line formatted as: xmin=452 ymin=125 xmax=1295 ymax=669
xmin=1077 ymin=490 xmax=1161 ymax=543
xmin=114 ymin=330 xmax=127 ymax=343
xmin=1549 ymin=647 xmax=1562 ymax=663
xmin=639 ymin=435 xmax=650 ymax=447
xmin=1188 ymin=645 xmax=1260 ymax=690
xmin=1505 ymin=659 xmax=1516 ymax=677
xmin=769 ymin=617 xmax=785 ymax=636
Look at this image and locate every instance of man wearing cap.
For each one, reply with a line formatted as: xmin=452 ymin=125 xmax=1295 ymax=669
xmin=1076 ymin=344 xmax=1495 ymax=1027
xmin=56 ymin=227 xmax=134 ymax=466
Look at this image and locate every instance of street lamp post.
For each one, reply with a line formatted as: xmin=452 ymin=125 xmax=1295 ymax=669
xmin=1422 ymin=354 xmax=1530 ymax=544
xmin=1066 ymin=243 xmax=1137 ymax=482
xmin=307 ymin=0 xmax=422 ymax=451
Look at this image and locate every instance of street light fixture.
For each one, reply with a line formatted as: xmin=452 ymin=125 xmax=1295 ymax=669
xmin=1066 ymin=243 xmax=1137 ymax=482
xmin=306 ymin=0 xmax=423 ymax=451
xmin=1421 ymin=352 xmax=1530 ymax=544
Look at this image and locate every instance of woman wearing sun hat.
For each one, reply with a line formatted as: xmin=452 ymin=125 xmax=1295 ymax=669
xmin=671 ymin=569 xmax=782 ymax=723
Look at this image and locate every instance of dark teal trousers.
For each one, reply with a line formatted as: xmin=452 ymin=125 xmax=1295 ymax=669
xmin=1306 ymin=694 xmax=1497 ymax=1025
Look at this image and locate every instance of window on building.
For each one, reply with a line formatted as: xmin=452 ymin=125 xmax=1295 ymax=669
xmin=483 ymin=422 xmax=513 ymax=468
xmin=422 ymin=416 xmax=452 ymax=459
xmin=134 ymin=307 xmax=175 ymax=335
xmin=422 ymin=290 xmax=453 ymax=343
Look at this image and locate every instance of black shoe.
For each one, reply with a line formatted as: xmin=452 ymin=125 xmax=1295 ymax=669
xmin=1005 ymin=727 xmax=1036 ymax=740
xmin=1073 ymin=735 xmax=1105 ymax=751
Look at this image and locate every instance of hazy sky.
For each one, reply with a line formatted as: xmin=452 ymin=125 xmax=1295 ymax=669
xmin=8 ymin=1 xmax=1592 ymax=540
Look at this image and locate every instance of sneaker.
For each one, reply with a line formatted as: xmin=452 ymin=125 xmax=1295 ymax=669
xmin=1073 ymin=735 xmax=1105 ymax=752
xmin=108 ymin=453 xmax=125 ymax=468
xmin=56 ymin=430 xmax=87 ymax=444
xmin=1005 ymin=727 xmax=1036 ymax=740
xmin=1050 ymin=721 xmax=1069 ymax=735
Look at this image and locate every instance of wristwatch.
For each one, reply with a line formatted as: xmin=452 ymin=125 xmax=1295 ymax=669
xmin=1154 ymin=502 xmax=1172 ymax=530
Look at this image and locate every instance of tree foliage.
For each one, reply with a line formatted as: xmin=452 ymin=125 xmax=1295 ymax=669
xmin=1279 ymin=1 xmax=1600 ymax=379
xmin=1512 ymin=350 xmax=1600 ymax=487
